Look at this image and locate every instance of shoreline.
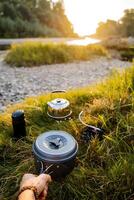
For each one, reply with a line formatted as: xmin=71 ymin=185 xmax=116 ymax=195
xmin=0 ymin=53 xmax=131 ymax=112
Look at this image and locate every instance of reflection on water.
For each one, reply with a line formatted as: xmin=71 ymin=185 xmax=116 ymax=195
xmin=67 ymin=37 xmax=100 ymax=46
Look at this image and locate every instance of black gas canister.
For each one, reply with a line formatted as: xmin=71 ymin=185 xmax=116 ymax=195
xmin=12 ymin=110 xmax=26 ymax=139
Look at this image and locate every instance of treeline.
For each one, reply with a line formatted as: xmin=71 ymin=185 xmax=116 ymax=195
xmin=0 ymin=0 xmax=77 ymax=38
xmin=95 ymin=9 xmax=134 ymax=38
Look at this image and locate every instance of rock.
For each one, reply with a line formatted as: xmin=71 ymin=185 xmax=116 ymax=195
xmin=0 ymin=54 xmax=131 ymax=112
xmin=127 ymin=37 xmax=134 ymax=45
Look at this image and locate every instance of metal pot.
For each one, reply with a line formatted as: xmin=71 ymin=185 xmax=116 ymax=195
xmin=47 ymin=90 xmax=72 ymax=120
xmin=79 ymin=111 xmax=104 ymax=142
xmin=32 ymin=130 xmax=78 ymax=180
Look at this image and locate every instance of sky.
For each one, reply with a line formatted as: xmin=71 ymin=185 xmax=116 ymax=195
xmin=61 ymin=0 xmax=134 ymax=36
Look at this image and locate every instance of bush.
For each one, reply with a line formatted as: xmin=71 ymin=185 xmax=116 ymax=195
xmin=101 ymin=38 xmax=129 ymax=51
xmin=121 ymin=47 xmax=134 ymax=61
xmin=5 ymin=43 xmax=108 ymax=67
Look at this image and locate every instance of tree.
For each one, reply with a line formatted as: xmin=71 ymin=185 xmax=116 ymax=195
xmin=120 ymin=9 xmax=134 ymax=37
xmin=96 ymin=20 xmax=120 ymax=38
xmin=0 ymin=0 xmax=76 ymax=38
xmin=51 ymin=1 xmax=74 ymax=36
xmin=1 ymin=2 xmax=17 ymax=19
xmin=95 ymin=9 xmax=134 ymax=38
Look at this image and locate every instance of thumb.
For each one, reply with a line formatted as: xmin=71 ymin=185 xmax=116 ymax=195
xmin=38 ymin=174 xmax=52 ymax=184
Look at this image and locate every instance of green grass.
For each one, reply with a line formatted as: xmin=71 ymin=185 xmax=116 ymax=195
xmin=0 ymin=66 xmax=134 ymax=200
xmin=5 ymin=42 xmax=108 ymax=67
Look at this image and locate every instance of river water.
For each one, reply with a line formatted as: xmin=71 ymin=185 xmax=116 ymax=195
xmin=67 ymin=37 xmax=100 ymax=46
xmin=0 ymin=37 xmax=100 ymax=47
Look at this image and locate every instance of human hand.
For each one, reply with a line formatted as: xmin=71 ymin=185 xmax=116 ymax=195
xmin=19 ymin=173 xmax=51 ymax=200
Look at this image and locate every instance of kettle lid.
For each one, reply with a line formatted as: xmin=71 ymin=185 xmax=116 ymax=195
xmin=47 ymin=98 xmax=69 ymax=110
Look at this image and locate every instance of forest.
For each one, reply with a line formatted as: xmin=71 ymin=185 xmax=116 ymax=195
xmin=0 ymin=0 xmax=77 ymax=38
xmin=95 ymin=9 xmax=134 ymax=38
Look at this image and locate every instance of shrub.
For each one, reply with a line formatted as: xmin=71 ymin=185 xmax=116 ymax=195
xmin=121 ymin=47 xmax=134 ymax=61
xmin=5 ymin=43 xmax=108 ymax=67
xmin=101 ymin=38 xmax=129 ymax=51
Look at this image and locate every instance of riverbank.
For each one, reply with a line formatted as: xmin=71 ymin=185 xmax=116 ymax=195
xmin=0 ymin=52 xmax=131 ymax=112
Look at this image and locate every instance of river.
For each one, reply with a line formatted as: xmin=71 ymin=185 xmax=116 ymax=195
xmin=0 ymin=37 xmax=100 ymax=47
xmin=67 ymin=37 xmax=100 ymax=46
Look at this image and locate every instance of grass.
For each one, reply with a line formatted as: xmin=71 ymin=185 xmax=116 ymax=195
xmin=0 ymin=65 xmax=134 ymax=200
xmin=5 ymin=42 xmax=108 ymax=67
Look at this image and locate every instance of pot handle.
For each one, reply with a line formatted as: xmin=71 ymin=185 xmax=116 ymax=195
xmin=79 ymin=111 xmax=102 ymax=132
xmin=51 ymin=90 xmax=66 ymax=94
xmin=39 ymin=160 xmax=54 ymax=175
xmin=50 ymin=90 xmax=66 ymax=100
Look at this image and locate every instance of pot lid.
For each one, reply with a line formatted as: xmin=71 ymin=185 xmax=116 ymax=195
xmin=33 ymin=130 xmax=78 ymax=163
xmin=47 ymin=98 xmax=70 ymax=110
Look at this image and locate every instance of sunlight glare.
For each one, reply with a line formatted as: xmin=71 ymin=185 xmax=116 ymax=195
xmin=63 ymin=0 xmax=134 ymax=36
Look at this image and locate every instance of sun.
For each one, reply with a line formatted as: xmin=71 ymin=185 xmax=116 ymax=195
xmin=52 ymin=0 xmax=134 ymax=36
xmin=64 ymin=0 xmax=99 ymax=36
xmin=63 ymin=0 xmax=133 ymax=36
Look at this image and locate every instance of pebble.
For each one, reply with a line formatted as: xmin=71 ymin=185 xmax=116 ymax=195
xmin=0 ymin=51 xmax=131 ymax=112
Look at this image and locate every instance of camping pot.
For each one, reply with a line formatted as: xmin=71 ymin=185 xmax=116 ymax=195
xmin=79 ymin=111 xmax=103 ymax=142
xmin=32 ymin=130 xmax=78 ymax=180
xmin=47 ymin=90 xmax=72 ymax=120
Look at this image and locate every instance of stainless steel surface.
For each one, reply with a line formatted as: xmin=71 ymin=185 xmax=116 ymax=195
xmin=47 ymin=109 xmax=72 ymax=119
xmin=47 ymin=90 xmax=72 ymax=119
xmin=47 ymin=98 xmax=70 ymax=110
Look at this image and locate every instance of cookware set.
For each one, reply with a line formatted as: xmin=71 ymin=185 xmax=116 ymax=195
xmin=12 ymin=90 xmax=103 ymax=180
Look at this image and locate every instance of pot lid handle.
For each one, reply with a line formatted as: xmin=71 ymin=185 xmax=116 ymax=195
xmin=49 ymin=137 xmax=62 ymax=149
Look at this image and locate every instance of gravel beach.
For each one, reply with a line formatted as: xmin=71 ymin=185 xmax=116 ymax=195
xmin=0 ymin=51 xmax=131 ymax=112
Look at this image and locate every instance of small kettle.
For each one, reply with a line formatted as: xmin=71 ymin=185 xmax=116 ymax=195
xmin=47 ymin=90 xmax=72 ymax=120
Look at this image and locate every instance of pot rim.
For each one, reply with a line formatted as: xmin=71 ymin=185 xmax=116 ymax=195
xmin=32 ymin=141 xmax=78 ymax=163
xmin=32 ymin=131 xmax=78 ymax=163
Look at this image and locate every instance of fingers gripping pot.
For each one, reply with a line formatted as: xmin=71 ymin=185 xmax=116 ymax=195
xmin=33 ymin=131 xmax=78 ymax=180
xmin=47 ymin=90 xmax=72 ymax=120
